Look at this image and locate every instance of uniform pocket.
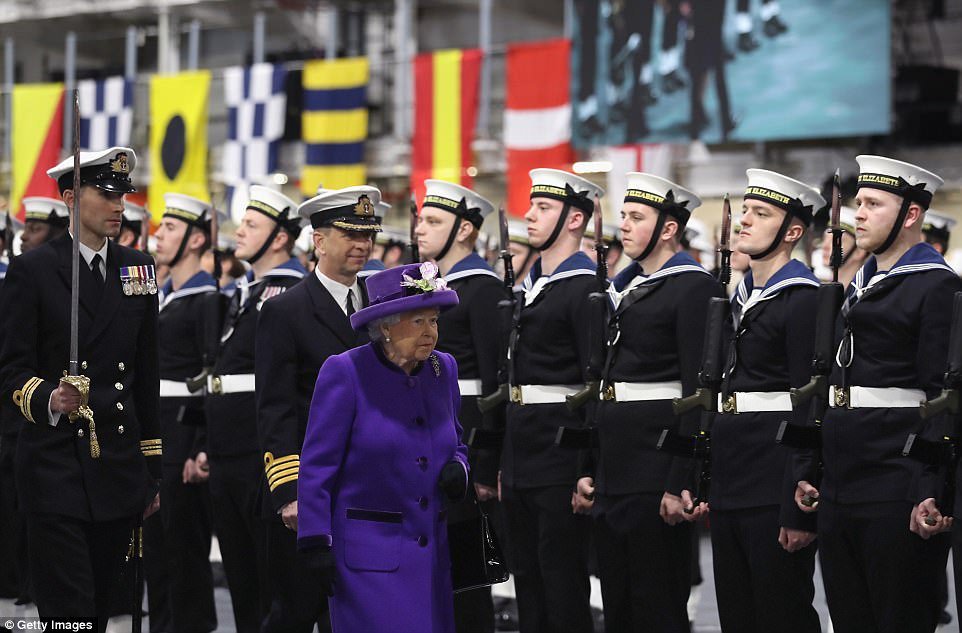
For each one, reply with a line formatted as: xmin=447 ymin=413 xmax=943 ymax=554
xmin=343 ymin=507 xmax=403 ymax=572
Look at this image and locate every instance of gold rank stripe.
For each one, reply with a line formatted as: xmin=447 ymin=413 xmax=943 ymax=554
xmin=140 ymin=439 xmax=162 ymax=447
xmin=140 ymin=439 xmax=162 ymax=456
xmin=15 ymin=377 xmax=43 ymax=423
xmin=142 ymin=449 xmax=163 ymax=457
xmin=269 ymin=471 xmax=299 ymax=491
xmin=267 ymin=462 xmax=299 ymax=481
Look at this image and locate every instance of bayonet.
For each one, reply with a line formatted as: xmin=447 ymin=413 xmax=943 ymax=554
xmin=718 ymin=194 xmax=732 ymax=286
xmin=830 ymin=169 xmax=843 ymax=283
xmin=409 ymin=197 xmax=420 ymax=264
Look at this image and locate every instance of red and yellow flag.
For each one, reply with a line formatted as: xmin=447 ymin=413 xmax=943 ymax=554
xmin=411 ymin=48 xmax=482 ymax=202
xmin=11 ymin=83 xmax=65 ymax=220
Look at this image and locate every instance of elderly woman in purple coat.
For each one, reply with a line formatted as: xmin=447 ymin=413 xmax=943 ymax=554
xmin=297 ymin=261 xmax=469 ymax=633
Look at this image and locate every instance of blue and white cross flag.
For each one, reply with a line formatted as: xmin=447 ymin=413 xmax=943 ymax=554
xmin=78 ymin=76 xmax=134 ymax=151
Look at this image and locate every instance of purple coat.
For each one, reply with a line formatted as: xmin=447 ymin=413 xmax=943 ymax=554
xmin=298 ymin=342 xmax=468 ymax=633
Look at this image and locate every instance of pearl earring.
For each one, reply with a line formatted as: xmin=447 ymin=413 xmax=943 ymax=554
xmin=385 ymin=336 xmax=391 ymax=342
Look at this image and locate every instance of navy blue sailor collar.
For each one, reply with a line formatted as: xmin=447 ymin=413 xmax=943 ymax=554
xmin=522 ymin=250 xmax=596 ymax=306
xmin=733 ymin=258 xmax=819 ymax=317
xmin=610 ymin=251 xmax=709 ymax=293
xmin=443 ymin=252 xmax=500 ymax=283
xmin=160 ymin=269 xmax=217 ymax=308
xmin=0 ymin=260 xmax=6 ymax=280
xmin=847 ymin=241 xmax=954 ymax=303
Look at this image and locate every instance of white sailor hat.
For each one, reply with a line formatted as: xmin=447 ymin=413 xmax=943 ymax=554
xmin=744 ymin=168 xmax=826 ymax=226
xmin=623 ymin=172 xmax=701 ymax=226
xmin=294 ymin=224 xmax=315 ymax=256
xmin=123 ymin=201 xmax=149 ymax=225
xmin=23 ymin=197 xmax=70 ymax=225
xmin=375 ymin=226 xmax=408 ymax=246
xmin=0 ymin=211 xmax=23 ymax=233
xmin=247 ymin=185 xmax=302 ymax=234
xmin=377 ymin=200 xmax=392 ymax=216
xmin=529 ymin=168 xmax=604 ymax=214
xmin=163 ymin=193 xmax=211 ymax=228
xmin=855 ymin=155 xmax=942 ymax=210
xmin=422 ymin=180 xmax=495 ymax=229
xmin=584 ymin=222 xmax=622 ymax=245
xmin=923 ymin=210 xmax=956 ymax=239
xmin=47 ymin=146 xmax=137 ymax=194
xmin=298 ymin=185 xmax=383 ymax=232
xmin=834 ymin=206 xmax=857 ymax=235
xmin=508 ymin=220 xmax=530 ymax=246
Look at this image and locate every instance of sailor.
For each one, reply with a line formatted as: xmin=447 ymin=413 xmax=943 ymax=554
xmin=204 ymin=185 xmax=305 ymax=633
xmin=576 ymin=172 xmax=724 ymax=632
xmin=414 ymin=179 xmax=507 ymax=632
xmin=19 ymin=196 xmax=69 ymax=253
xmin=708 ymin=169 xmax=824 ymax=632
xmin=507 ymin=220 xmax=537 ymax=287
xmin=818 ymin=205 xmax=869 ymax=287
xmin=921 ymin=209 xmax=955 ymax=256
xmin=117 ymin=200 xmax=149 ymax=249
xmin=0 ymin=147 xmax=161 ymax=630
xmin=255 ymin=185 xmax=382 ymax=632
xmin=800 ymin=156 xmax=961 ymax=633
xmin=500 ymin=169 xmax=603 ymax=633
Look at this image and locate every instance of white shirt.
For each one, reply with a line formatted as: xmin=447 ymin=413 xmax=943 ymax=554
xmin=48 ymin=237 xmax=109 ymax=426
xmin=315 ymin=267 xmax=360 ymax=316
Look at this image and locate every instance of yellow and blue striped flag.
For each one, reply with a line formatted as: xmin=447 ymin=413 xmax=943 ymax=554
xmin=301 ymin=57 xmax=369 ymax=194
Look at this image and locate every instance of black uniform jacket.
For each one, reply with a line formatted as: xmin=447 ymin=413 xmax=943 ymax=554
xmin=502 ymin=251 xmax=596 ymax=490
xmin=0 ymin=260 xmax=19 ymax=438
xmin=158 ymin=270 xmax=217 ymax=467
xmin=436 ymin=252 xmax=508 ymax=488
xmin=592 ymin=253 xmax=725 ymax=497
xmin=205 ymin=258 xmax=306 ymax=460
xmin=712 ymin=259 xmax=818 ymax=532
xmin=0 ymin=233 xmax=160 ymax=521
xmin=255 ymin=269 xmax=368 ymax=515
xmin=823 ymin=243 xmax=962 ymax=506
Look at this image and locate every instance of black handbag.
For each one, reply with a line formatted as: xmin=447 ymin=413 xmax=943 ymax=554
xmin=448 ymin=498 xmax=510 ymax=593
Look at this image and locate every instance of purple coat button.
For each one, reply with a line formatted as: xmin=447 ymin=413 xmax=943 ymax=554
xmin=417 ymin=536 xmax=428 ymax=547
xmin=418 ymin=496 xmax=428 ymax=509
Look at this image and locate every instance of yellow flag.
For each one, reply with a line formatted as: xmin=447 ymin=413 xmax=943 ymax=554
xmin=149 ymin=71 xmax=210 ymax=220
xmin=11 ymin=83 xmax=64 ymax=220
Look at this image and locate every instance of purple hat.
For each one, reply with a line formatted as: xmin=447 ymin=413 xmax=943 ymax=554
xmin=350 ymin=262 xmax=459 ymax=331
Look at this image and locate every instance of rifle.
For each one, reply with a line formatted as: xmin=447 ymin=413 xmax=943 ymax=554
xmin=775 ymin=171 xmax=844 ymax=506
xmin=565 ymin=197 xmax=608 ymax=413
xmin=468 ymin=205 xmax=514 ymax=446
xmin=717 ymin=194 xmax=732 ymax=286
xmin=185 ymin=207 xmax=224 ymax=394
xmin=3 ymin=210 xmax=13 ymax=260
xmin=409 ymin=198 xmax=420 ymax=264
xmin=656 ymin=296 xmax=729 ymax=510
xmin=903 ymin=291 xmax=962 ymax=521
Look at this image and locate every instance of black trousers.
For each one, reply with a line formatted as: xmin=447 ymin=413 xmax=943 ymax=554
xmin=26 ymin=512 xmax=132 ymax=633
xmin=710 ymin=506 xmax=819 ymax=633
xmin=261 ymin=519 xmax=332 ymax=633
xmin=501 ymin=485 xmax=592 ymax=633
xmin=208 ymin=454 xmax=269 ymax=633
xmin=0 ymin=432 xmax=25 ymax=599
xmin=593 ymin=493 xmax=691 ymax=633
xmin=143 ymin=509 xmax=171 ymax=632
xmin=819 ymin=500 xmax=949 ymax=633
xmin=159 ymin=465 xmax=217 ymax=632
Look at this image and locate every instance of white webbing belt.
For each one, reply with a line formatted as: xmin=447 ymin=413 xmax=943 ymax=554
xmin=458 ymin=379 xmax=483 ymax=397
xmin=207 ymin=374 xmax=256 ymax=395
xmin=829 ymin=386 xmax=925 ymax=409
xmin=718 ymin=391 xmax=793 ymax=414
xmin=601 ymin=381 xmax=683 ymax=402
xmin=159 ymin=379 xmax=204 ymax=398
xmin=510 ymin=384 xmax=582 ymax=405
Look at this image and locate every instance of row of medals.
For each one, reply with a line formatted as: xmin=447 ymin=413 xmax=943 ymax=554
xmin=122 ymin=278 xmax=158 ymax=296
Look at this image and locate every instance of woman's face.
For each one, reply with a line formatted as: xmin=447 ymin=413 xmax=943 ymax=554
xmin=384 ymin=307 xmax=441 ymax=363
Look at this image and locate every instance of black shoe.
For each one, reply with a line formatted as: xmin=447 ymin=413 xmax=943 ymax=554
xmin=662 ymin=70 xmax=686 ymax=94
xmin=737 ymin=32 xmax=759 ymax=52
xmin=763 ymin=15 xmax=788 ymax=37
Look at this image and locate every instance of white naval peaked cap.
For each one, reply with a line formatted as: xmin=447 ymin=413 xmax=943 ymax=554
xmin=47 ymin=146 xmax=137 ymax=193
xmin=529 ymin=168 xmax=604 ymax=213
xmin=923 ymin=210 xmax=956 ymax=236
xmin=624 ymin=171 xmax=701 ymax=225
xmin=422 ymin=180 xmax=495 ymax=229
xmin=163 ymin=193 xmax=211 ymax=227
xmin=123 ymin=201 xmax=149 ymax=224
xmin=855 ymin=155 xmax=942 ymax=209
xmin=23 ymin=197 xmax=69 ymax=222
xmin=375 ymin=227 xmax=408 ymax=246
xmin=745 ymin=168 xmax=825 ymax=225
xmin=298 ymin=185 xmax=383 ymax=232
xmin=377 ymin=200 xmax=392 ymax=216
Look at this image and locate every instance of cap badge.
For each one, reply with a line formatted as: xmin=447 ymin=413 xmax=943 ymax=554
xmin=110 ymin=153 xmax=130 ymax=174
xmin=354 ymin=195 xmax=374 ymax=217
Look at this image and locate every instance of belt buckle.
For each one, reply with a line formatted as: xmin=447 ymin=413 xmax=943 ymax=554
xmin=210 ymin=376 xmax=223 ymax=395
xmin=603 ymin=385 xmax=615 ymax=401
xmin=834 ymin=386 xmax=849 ymax=408
xmin=510 ymin=386 xmax=522 ymax=405
xmin=722 ymin=394 xmax=737 ymax=414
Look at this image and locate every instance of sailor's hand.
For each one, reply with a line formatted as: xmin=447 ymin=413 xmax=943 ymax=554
xmin=778 ymin=527 xmax=816 ymax=553
xmin=572 ymin=477 xmax=595 ymax=514
xmin=680 ymin=489 xmax=709 ymax=521
xmin=182 ymin=458 xmax=196 ymax=484
xmin=143 ymin=493 xmax=160 ymax=519
xmin=193 ymin=452 xmax=210 ymax=482
xmin=795 ymin=481 xmax=820 ymax=512
xmin=50 ymin=382 xmax=82 ymax=414
xmin=912 ymin=498 xmax=953 ymax=539
xmin=475 ymin=483 xmax=497 ymax=502
xmin=281 ymin=501 xmax=298 ymax=532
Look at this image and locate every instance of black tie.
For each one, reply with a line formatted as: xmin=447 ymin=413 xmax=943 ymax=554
xmin=345 ymin=290 xmax=356 ymax=316
xmin=91 ymin=254 xmax=105 ymax=287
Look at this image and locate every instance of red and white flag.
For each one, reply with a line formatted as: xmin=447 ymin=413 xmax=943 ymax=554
xmin=503 ymin=38 xmax=574 ymax=217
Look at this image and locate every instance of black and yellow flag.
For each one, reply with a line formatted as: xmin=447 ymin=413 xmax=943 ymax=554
xmin=149 ymin=71 xmax=211 ymax=219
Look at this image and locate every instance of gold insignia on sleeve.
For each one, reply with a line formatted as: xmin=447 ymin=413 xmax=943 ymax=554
xmin=140 ymin=439 xmax=163 ymax=457
xmin=265 ymin=453 xmax=300 ymax=491
xmin=15 ymin=378 xmax=43 ymax=424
